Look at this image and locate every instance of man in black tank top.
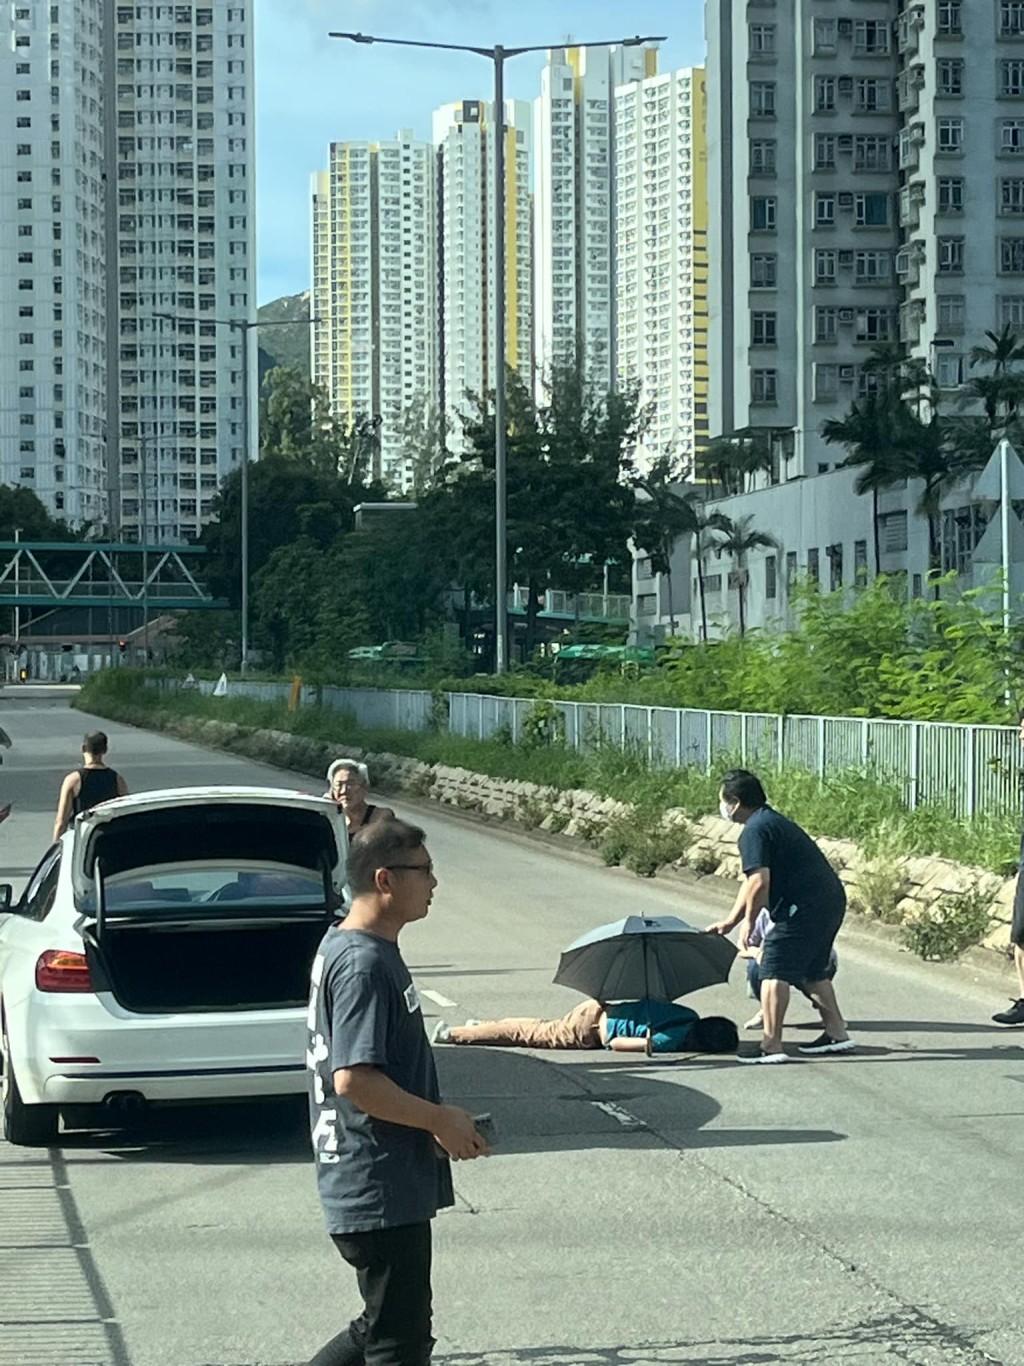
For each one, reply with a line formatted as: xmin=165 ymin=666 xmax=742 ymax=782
xmin=53 ymin=730 xmax=129 ymax=840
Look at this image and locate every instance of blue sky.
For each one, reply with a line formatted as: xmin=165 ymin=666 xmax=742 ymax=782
xmin=254 ymin=0 xmax=707 ymax=304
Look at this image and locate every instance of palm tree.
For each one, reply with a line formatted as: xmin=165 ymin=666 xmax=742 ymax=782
xmin=696 ymin=431 xmax=775 ymax=498
xmin=967 ymin=325 xmax=1024 ymax=430
xmin=711 ymin=513 xmax=780 ymax=636
xmin=631 ymin=460 xmax=730 ymax=640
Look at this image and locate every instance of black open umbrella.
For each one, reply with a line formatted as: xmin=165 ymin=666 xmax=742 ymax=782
xmin=554 ymin=914 xmax=736 ymax=1004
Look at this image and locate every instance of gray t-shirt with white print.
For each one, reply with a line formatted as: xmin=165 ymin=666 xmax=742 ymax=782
xmin=307 ymin=925 xmax=454 ymax=1235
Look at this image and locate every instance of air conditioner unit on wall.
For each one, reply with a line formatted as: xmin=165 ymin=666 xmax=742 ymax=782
xmin=838 ymin=19 xmax=853 ymax=37
xmin=838 ymin=76 xmax=854 ymax=95
xmin=840 ymin=365 xmax=856 ymax=382
xmin=839 ymin=308 xmax=855 ymax=323
xmin=838 ymin=193 xmax=854 ymax=207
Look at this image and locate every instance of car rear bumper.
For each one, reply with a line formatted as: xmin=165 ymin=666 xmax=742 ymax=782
xmin=41 ymin=1064 xmax=307 ymax=1105
xmin=14 ymin=993 xmax=310 ymax=1106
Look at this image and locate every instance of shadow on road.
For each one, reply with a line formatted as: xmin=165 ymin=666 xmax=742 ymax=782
xmin=433 ymin=1306 xmax=987 ymax=1364
xmin=435 ymin=1046 xmax=847 ymax=1154
xmin=57 ymin=1095 xmax=312 ymax=1164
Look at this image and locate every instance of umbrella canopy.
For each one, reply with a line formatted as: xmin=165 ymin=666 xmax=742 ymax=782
xmin=554 ymin=915 xmax=736 ymax=1004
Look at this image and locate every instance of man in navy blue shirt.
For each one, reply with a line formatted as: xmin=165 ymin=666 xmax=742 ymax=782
xmin=708 ymin=769 xmax=853 ymax=1064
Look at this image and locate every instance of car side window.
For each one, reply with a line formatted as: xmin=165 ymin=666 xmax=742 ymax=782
xmin=20 ymin=846 xmax=62 ymax=923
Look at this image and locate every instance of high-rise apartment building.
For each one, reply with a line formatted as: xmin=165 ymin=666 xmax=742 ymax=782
xmin=433 ymin=98 xmax=532 ymax=443
xmin=615 ymin=67 xmax=709 ymax=474
xmin=0 ymin=2 xmax=255 ymax=541
xmin=1 ymin=0 xmax=107 ymax=526
xmin=707 ymin=0 xmax=1019 ymax=479
xmin=311 ymin=131 xmax=438 ymax=490
xmin=534 ymin=44 xmax=658 ymax=397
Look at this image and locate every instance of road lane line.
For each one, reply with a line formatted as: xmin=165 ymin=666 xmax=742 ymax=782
xmin=420 ymin=988 xmax=458 ymax=1009
xmin=591 ymin=1100 xmax=646 ymax=1129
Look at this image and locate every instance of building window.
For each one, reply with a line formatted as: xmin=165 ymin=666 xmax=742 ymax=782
xmin=751 ymin=196 xmax=777 ymax=231
xmin=937 ymin=60 xmax=964 ymax=96
xmin=854 ymin=192 xmax=888 ymax=227
xmin=637 ymin=594 xmax=657 ymax=617
xmin=750 ymin=139 xmax=776 ymax=175
xmin=938 ymin=177 xmax=965 ymax=213
xmin=855 ymin=250 xmax=892 ymax=283
xmin=785 ymin=551 xmax=798 ymax=591
xmin=814 ymin=364 xmax=840 ymax=400
xmin=814 ymin=134 xmax=836 ymax=170
xmin=856 ymin=79 xmax=892 ymax=113
xmin=1001 ymin=119 xmax=1024 ymax=153
xmin=937 ymin=294 xmax=966 ymax=331
xmin=854 ymin=135 xmax=891 ymax=171
xmin=856 ymin=308 xmax=893 ymax=343
xmin=814 ymin=76 xmax=835 ymax=112
xmin=935 ymin=352 xmax=965 ymax=388
xmin=937 ymin=2 xmax=962 ymax=36
xmin=937 ymin=118 xmax=964 ymax=153
xmin=999 ymin=295 xmax=1024 ymax=326
xmin=750 ymin=82 xmax=776 ymax=117
xmin=807 ymin=548 xmax=820 ymax=584
xmin=937 ymin=237 xmax=964 ymax=273
xmin=854 ymin=21 xmax=890 ymax=55
xmin=749 ymin=24 xmax=776 ymax=55
xmin=813 ymin=19 xmax=837 ymax=53
xmin=1002 ymin=3 xmax=1024 ymax=38
xmin=815 ymin=193 xmax=836 ymax=227
xmin=1001 ymin=237 xmax=1024 ymax=273
xmin=815 ymin=308 xmax=838 ymax=343
xmin=751 ymin=253 xmax=777 ymax=287
xmin=1003 ymin=60 xmax=1024 ymax=97
xmin=752 ymin=369 xmax=778 ymax=403
xmin=828 ymin=544 xmax=844 ymax=591
xmin=878 ymin=511 xmax=909 ymax=554
xmin=815 ymin=249 xmax=838 ymax=284
xmin=765 ymin=555 xmax=778 ymax=600
xmin=751 ymin=311 xmax=777 ymax=346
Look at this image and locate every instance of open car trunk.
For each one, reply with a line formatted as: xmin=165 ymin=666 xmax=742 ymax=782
xmin=85 ymin=917 xmax=327 ymax=1013
xmin=76 ymin=798 xmax=343 ymax=1014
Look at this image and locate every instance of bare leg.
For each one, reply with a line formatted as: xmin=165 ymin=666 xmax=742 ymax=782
xmin=760 ymin=979 xmax=789 ymax=1054
xmin=804 ymin=978 xmax=848 ymax=1041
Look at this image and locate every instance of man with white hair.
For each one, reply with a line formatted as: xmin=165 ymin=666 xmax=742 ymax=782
xmin=325 ymin=757 xmax=395 ymax=839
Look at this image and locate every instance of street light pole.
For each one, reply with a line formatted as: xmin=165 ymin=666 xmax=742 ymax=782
xmin=155 ymin=311 xmax=316 ymax=675
xmin=329 ymin=31 xmax=664 ymax=673
xmin=493 ymin=45 xmax=508 ymax=674
xmin=239 ymin=319 xmax=252 ymax=675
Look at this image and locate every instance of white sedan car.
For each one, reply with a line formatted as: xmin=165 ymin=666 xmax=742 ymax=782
xmin=0 ymin=786 xmax=348 ymax=1146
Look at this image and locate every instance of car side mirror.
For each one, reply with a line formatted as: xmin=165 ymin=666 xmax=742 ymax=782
xmin=0 ymin=884 xmax=13 ymax=912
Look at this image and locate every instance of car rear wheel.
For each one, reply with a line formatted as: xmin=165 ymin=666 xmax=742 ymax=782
xmin=1 ymin=1015 xmax=60 ymax=1147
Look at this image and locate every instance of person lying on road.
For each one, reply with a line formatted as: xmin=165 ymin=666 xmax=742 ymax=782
xmin=432 ymin=999 xmax=738 ymax=1056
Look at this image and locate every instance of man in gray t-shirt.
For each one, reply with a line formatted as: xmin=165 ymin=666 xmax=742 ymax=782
xmin=305 ymin=818 xmax=489 ymax=1366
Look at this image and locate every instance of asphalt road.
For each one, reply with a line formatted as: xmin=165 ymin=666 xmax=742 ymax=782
xmin=1 ymin=689 xmax=1022 ymax=1366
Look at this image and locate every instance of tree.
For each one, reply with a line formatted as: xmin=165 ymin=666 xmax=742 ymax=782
xmin=456 ymin=363 xmax=646 ymax=655
xmin=696 ymin=430 xmax=775 ymax=498
xmin=711 ymin=513 xmax=779 ymax=636
xmin=259 ymin=365 xmax=357 ymax=477
xmin=823 ymin=346 xmax=958 ymax=589
xmin=967 ymin=325 xmax=1024 ymax=430
xmin=630 ymin=459 xmax=729 ymax=640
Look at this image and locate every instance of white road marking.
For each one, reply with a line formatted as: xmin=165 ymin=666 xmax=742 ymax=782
xmin=591 ymin=1100 xmax=646 ymax=1129
xmin=420 ymin=988 xmax=458 ymax=1009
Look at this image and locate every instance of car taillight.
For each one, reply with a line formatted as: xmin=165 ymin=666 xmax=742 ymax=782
xmin=35 ymin=949 xmax=94 ymax=993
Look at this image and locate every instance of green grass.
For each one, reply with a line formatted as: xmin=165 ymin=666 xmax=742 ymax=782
xmin=78 ymin=671 xmax=1021 ymax=878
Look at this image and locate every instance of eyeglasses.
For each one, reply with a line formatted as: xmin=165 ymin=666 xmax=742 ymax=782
xmin=385 ymin=862 xmax=434 ymax=877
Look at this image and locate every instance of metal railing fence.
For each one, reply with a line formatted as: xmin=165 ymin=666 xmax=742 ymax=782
xmin=162 ymin=679 xmax=1021 ymax=820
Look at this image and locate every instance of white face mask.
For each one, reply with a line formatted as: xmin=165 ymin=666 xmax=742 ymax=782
xmin=719 ymin=800 xmax=734 ymax=822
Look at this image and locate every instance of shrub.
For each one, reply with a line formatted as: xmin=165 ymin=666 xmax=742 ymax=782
xmin=851 ymin=858 xmax=911 ymax=925
xmin=901 ymin=886 xmax=997 ymax=962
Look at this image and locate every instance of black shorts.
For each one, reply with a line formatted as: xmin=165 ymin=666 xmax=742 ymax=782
xmin=759 ymin=903 xmax=845 ymax=987
xmin=1012 ymin=870 xmax=1024 ymax=948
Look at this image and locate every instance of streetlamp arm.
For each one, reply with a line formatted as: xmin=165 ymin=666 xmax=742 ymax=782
xmin=328 ymin=32 xmax=667 ymax=58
